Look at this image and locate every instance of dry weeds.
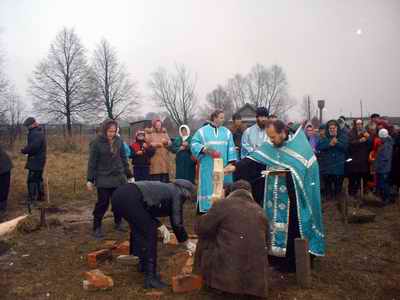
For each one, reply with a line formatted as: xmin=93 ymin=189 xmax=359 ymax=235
xmin=0 ymin=143 xmax=399 ymax=299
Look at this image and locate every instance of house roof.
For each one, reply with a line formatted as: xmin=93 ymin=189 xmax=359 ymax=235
xmin=236 ymin=103 xmax=256 ymax=115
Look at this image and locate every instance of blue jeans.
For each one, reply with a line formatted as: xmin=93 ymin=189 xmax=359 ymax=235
xmin=377 ymin=173 xmax=390 ymax=203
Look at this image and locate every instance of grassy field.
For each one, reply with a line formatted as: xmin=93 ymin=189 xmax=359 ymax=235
xmin=0 ymin=143 xmax=400 ymax=299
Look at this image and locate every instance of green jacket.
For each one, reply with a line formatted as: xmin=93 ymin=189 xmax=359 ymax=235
xmin=87 ymin=135 xmax=132 ymax=188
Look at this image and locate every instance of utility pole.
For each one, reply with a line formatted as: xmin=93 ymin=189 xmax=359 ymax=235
xmin=307 ymin=96 xmax=311 ymax=121
xmin=318 ymin=100 xmax=325 ymax=124
xmin=360 ymin=99 xmax=363 ymax=120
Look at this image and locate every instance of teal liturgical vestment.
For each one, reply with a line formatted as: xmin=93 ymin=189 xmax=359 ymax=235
xmin=191 ymin=124 xmax=237 ymax=213
xmin=249 ymin=129 xmax=325 ymax=257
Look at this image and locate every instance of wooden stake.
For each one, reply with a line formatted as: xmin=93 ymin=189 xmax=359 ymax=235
xmin=295 ymin=238 xmax=311 ymax=288
xmin=40 ymin=207 xmax=47 ymax=228
xmin=0 ymin=215 xmax=28 ymax=237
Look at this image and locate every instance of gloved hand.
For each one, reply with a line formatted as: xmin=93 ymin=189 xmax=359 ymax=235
xmin=185 ymin=240 xmax=197 ymax=254
xmin=127 ymin=177 xmax=135 ymax=183
xmin=86 ymin=181 xmax=94 ymax=192
xmin=158 ymin=224 xmax=171 ymax=244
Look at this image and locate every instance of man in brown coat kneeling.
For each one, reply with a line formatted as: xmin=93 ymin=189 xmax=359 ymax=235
xmin=194 ymin=180 xmax=269 ymax=298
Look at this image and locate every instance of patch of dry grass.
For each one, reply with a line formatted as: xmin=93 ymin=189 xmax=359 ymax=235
xmin=1 ymin=140 xmax=400 ymax=299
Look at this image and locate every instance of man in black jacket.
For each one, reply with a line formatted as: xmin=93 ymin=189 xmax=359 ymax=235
xmin=0 ymin=144 xmax=13 ymax=217
xmin=21 ymin=117 xmax=47 ymax=208
xmin=111 ymin=179 xmax=196 ymax=289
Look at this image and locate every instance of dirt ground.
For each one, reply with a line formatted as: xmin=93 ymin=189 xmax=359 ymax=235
xmin=0 ymin=148 xmax=400 ymax=300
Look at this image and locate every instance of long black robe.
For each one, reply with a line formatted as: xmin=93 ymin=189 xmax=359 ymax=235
xmin=234 ymin=157 xmax=303 ymax=272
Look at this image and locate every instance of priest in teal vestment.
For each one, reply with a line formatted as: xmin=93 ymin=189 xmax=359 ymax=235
xmin=191 ymin=111 xmax=237 ymax=213
xmin=248 ymin=121 xmax=325 ymax=259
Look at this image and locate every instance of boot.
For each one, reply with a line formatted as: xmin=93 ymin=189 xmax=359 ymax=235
xmin=137 ymin=256 xmax=145 ymax=273
xmin=114 ymin=221 xmax=128 ymax=232
xmin=144 ymin=259 xmax=168 ymax=289
xmin=37 ymin=182 xmax=45 ymax=202
xmin=93 ymin=227 xmax=105 ymax=240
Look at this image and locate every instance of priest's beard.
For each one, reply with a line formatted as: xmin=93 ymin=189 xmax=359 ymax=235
xmin=256 ymin=119 xmax=265 ymax=129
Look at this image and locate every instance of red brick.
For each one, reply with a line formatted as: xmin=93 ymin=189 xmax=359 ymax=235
xmin=167 ymin=233 xmax=178 ymax=245
xmin=112 ymin=241 xmax=130 ymax=255
xmin=172 ymin=274 xmax=203 ymax=293
xmin=87 ymin=249 xmax=112 ymax=268
xmin=102 ymin=240 xmax=118 ymax=249
xmin=169 ymin=251 xmax=193 ymax=277
xmin=83 ymin=269 xmax=114 ymax=290
xmin=145 ymin=291 xmax=164 ymax=299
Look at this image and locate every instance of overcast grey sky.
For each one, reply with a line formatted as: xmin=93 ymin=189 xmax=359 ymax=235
xmin=1 ymin=0 xmax=399 ymax=120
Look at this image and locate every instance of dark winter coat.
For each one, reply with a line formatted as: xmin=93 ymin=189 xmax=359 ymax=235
xmin=170 ymin=136 xmax=195 ymax=183
xmin=317 ymin=129 xmax=348 ymax=176
xmin=375 ymin=137 xmax=393 ymax=174
xmin=130 ymin=140 xmax=155 ymax=167
xmin=0 ymin=145 xmax=12 ymax=175
xmin=21 ymin=126 xmax=46 ymax=171
xmin=134 ymin=180 xmax=195 ymax=242
xmin=347 ymin=129 xmax=371 ymax=174
xmin=87 ymin=135 xmax=132 ymax=188
xmin=194 ymin=189 xmax=269 ymax=298
xmin=391 ymin=133 xmax=400 ymax=187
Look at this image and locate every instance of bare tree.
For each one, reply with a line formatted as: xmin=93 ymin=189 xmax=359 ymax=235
xmin=1 ymin=86 xmax=25 ymax=145
xmin=201 ymin=85 xmax=234 ymax=120
xmin=300 ymin=95 xmax=316 ymax=121
xmin=226 ymin=74 xmax=247 ymax=110
xmin=0 ymin=44 xmax=9 ymax=121
xmin=226 ymin=64 xmax=295 ymax=117
xmin=29 ymin=28 xmax=95 ymax=137
xmin=92 ymin=39 xmax=139 ymax=120
xmin=149 ymin=64 xmax=196 ymax=127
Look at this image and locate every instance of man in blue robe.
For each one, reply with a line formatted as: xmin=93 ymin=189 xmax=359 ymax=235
xmin=237 ymin=120 xmax=325 ymax=271
xmin=191 ymin=110 xmax=237 ymax=213
xmin=241 ymin=107 xmax=269 ymax=158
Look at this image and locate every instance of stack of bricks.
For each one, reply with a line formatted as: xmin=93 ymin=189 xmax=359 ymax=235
xmin=169 ymin=242 xmax=203 ymax=293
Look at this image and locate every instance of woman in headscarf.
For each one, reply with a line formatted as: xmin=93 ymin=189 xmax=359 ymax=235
xmin=170 ymin=125 xmax=196 ymax=183
xmin=145 ymin=119 xmax=171 ymax=182
xmin=304 ymin=122 xmax=318 ymax=153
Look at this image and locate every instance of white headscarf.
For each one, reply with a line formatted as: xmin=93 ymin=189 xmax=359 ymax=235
xmin=378 ymin=128 xmax=389 ymax=139
xmin=179 ymin=125 xmax=190 ymax=141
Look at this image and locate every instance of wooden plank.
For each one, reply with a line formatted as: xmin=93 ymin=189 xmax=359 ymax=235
xmin=0 ymin=215 xmax=28 ymax=237
xmin=211 ymin=158 xmax=224 ymax=204
xmin=295 ymin=238 xmax=311 ymax=288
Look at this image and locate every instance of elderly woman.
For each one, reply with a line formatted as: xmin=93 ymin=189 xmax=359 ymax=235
xmin=194 ymin=180 xmax=269 ymax=298
xmin=305 ymin=123 xmax=318 ymax=153
xmin=347 ymin=119 xmax=371 ymax=197
xmin=317 ymin=119 xmax=348 ymax=200
xmin=170 ymin=125 xmax=195 ymax=183
xmin=145 ymin=119 xmax=171 ymax=182
xmin=87 ymin=119 xmax=133 ymax=239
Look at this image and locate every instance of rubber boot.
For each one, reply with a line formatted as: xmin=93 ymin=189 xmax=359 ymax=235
xmin=37 ymin=181 xmax=45 ymax=202
xmin=144 ymin=259 xmax=168 ymax=289
xmin=93 ymin=227 xmax=105 ymax=240
xmin=114 ymin=221 xmax=128 ymax=232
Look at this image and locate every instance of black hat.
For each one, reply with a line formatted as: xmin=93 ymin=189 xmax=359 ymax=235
xmin=23 ymin=117 xmax=36 ymax=127
xmin=256 ymin=107 xmax=269 ymax=117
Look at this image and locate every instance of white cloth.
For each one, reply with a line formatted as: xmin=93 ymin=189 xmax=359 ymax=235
xmin=179 ymin=124 xmax=191 ymax=142
xmin=158 ymin=224 xmax=171 ymax=244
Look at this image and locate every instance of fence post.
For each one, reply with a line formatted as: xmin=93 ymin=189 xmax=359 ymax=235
xmin=295 ymin=238 xmax=312 ymax=288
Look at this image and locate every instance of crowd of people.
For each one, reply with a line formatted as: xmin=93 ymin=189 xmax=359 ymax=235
xmin=0 ymin=109 xmax=398 ymax=298
xmin=305 ymin=114 xmax=400 ymax=205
